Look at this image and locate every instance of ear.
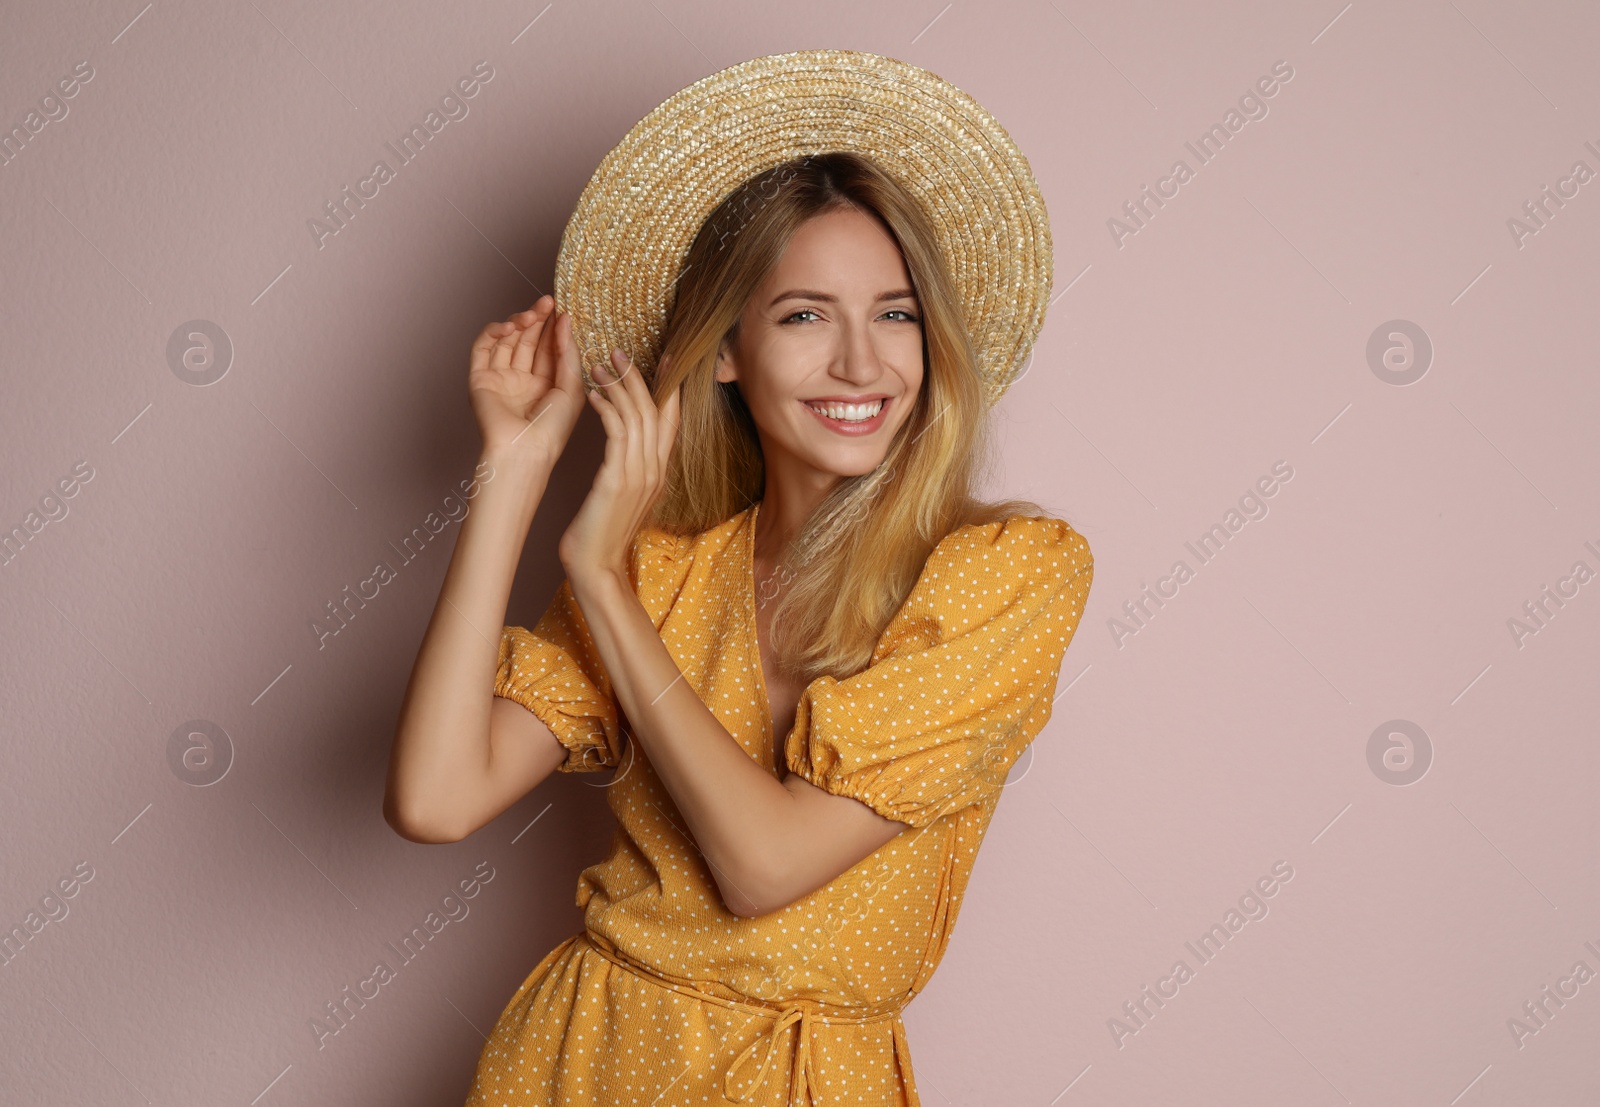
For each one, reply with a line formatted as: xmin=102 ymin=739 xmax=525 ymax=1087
xmin=714 ymin=341 xmax=738 ymax=385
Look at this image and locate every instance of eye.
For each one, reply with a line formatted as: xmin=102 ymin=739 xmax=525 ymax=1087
xmin=780 ymin=307 xmax=920 ymax=324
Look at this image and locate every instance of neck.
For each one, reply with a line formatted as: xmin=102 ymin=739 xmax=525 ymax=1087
xmin=753 ymin=472 xmax=838 ymax=562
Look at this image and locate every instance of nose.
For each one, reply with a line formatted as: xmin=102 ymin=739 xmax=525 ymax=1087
xmin=831 ymin=314 xmax=887 ymax=386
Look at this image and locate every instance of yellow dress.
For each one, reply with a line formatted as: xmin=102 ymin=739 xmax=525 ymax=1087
xmin=463 ymin=501 xmax=1093 ymax=1106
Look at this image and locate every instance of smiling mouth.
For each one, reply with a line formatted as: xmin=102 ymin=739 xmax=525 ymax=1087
xmin=802 ymin=398 xmax=886 ymax=422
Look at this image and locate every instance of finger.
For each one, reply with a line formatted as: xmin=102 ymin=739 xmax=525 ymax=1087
xmin=599 ymin=351 xmax=645 ymax=481
xmin=587 ymin=385 xmax=627 ymax=479
xmin=592 ymin=352 xmax=637 ymax=414
xmin=551 ymin=310 xmax=585 ymax=398
xmin=606 ymin=348 xmax=650 ymax=424
xmin=531 ymin=302 xmax=560 ymax=386
xmin=586 ymin=377 xmax=616 ymax=423
xmin=470 ymin=321 xmax=514 ymax=376
xmin=511 ymin=297 xmax=554 ymax=374
xmin=608 ymin=346 xmax=637 ymax=387
xmin=489 ymin=313 xmax=526 ymax=373
xmin=587 ymin=383 xmax=619 ymax=428
xmin=591 ymin=356 xmax=643 ymax=497
xmin=528 ymin=302 xmax=560 ymax=388
xmin=618 ymin=347 xmax=654 ymax=407
xmin=492 ymin=302 xmax=544 ymax=371
xmin=615 ymin=351 xmax=658 ymax=481
xmin=591 ymin=346 xmax=634 ymax=390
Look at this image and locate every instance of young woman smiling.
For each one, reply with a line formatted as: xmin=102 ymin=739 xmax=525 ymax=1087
xmin=385 ymin=50 xmax=1093 ymax=1107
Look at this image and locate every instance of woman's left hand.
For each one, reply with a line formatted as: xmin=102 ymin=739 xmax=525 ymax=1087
xmin=559 ymin=348 xmax=682 ymax=591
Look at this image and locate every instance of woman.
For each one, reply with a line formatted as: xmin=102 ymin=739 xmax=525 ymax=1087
xmin=386 ymin=52 xmax=1093 ymax=1106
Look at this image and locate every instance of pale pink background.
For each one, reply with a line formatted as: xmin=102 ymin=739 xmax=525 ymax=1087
xmin=3 ymin=1 xmax=1598 ymax=1104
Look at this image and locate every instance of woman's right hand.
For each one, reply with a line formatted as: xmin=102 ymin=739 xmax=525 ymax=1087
xmin=467 ymin=295 xmax=586 ymax=465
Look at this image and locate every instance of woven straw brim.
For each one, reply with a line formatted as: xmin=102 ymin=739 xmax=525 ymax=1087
xmin=553 ymin=49 xmax=1052 ymax=407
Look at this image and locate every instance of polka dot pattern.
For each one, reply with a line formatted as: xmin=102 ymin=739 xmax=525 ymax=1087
xmin=467 ymin=505 xmax=1093 ymax=1105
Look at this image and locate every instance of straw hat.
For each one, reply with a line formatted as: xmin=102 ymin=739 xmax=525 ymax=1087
xmin=553 ymin=48 xmax=1053 ymax=407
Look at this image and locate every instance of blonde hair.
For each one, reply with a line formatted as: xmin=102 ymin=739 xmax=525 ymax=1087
xmin=644 ymin=151 xmax=1055 ymax=684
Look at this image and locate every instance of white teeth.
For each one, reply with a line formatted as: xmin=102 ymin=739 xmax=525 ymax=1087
xmin=806 ymin=399 xmax=884 ymax=422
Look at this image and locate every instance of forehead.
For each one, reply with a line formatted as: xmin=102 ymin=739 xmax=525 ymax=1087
xmin=763 ymin=207 xmax=911 ymax=287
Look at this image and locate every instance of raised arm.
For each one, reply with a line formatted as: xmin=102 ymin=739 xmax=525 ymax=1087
xmin=383 ymin=296 xmax=588 ymax=844
xmin=565 ymin=342 xmax=1095 ymax=913
xmin=546 ymin=348 xmax=900 ymax=915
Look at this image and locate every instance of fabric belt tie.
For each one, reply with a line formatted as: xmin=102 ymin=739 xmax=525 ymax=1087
xmin=576 ymin=930 xmax=913 ymax=1106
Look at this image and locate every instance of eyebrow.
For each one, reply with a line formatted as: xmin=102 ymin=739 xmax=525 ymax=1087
xmin=767 ymin=288 xmax=918 ymax=307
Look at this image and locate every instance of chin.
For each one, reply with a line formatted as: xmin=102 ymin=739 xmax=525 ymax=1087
xmin=813 ymin=453 xmax=891 ymax=481
xmin=781 ymin=417 xmax=901 ymax=481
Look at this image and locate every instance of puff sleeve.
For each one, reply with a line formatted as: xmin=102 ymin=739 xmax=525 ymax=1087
xmin=495 ymin=525 xmax=692 ymax=773
xmin=496 ymin=579 xmax=619 ymax=773
xmin=783 ymin=516 xmax=1093 ymax=827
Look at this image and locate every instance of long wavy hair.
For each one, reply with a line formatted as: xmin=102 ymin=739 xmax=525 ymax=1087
xmin=643 ymin=151 xmax=1054 ymax=684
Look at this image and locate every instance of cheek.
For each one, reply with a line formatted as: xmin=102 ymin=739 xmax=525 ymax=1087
xmin=745 ymin=344 xmax=814 ymax=402
xmin=748 ymin=379 xmax=800 ymax=415
xmin=896 ymin=351 xmax=921 ymax=399
xmin=741 ymin=377 xmax=805 ymax=431
xmin=894 ymin=336 xmax=926 ymax=388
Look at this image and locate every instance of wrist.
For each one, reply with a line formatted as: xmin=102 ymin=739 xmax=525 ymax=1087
xmin=477 ymin=443 xmax=554 ymax=489
xmin=567 ymin=562 xmax=634 ymax=613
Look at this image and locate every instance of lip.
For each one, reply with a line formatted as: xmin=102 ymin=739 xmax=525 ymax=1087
xmin=801 ymin=395 xmax=891 ymax=436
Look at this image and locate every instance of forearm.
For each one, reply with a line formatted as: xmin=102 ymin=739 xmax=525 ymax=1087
xmin=570 ymin=569 xmax=797 ymax=915
xmin=385 ymin=447 xmax=553 ymax=835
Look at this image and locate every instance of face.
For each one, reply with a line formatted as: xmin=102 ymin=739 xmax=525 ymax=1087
xmin=715 ymin=204 xmax=924 ymax=487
